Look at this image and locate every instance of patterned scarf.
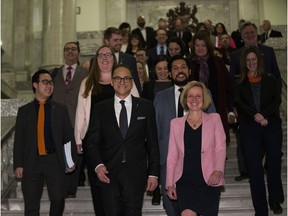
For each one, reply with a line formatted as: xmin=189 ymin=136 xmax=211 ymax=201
xmin=194 ymin=55 xmax=210 ymax=86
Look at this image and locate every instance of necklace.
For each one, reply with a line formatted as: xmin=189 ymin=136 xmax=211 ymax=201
xmin=187 ymin=115 xmax=202 ymax=129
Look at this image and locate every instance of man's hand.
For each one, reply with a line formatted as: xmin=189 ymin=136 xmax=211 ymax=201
xmin=96 ymin=164 xmax=110 ymax=184
xmin=15 ymin=167 xmax=23 ymax=179
xmin=146 ymin=177 xmax=158 ymax=191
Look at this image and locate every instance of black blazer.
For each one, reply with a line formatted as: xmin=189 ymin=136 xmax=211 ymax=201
xmin=13 ymin=100 xmax=77 ymax=173
xmin=230 ymin=44 xmax=282 ymax=92
xmin=260 ymin=29 xmax=283 ymax=43
xmin=87 ymin=96 xmax=160 ymax=188
xmin=131 ymin=27 xmax=155 ymax=49
xmin=234 ymin=73 xmax=281 ymax=123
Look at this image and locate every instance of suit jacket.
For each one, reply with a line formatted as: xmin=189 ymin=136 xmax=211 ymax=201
xmin=13 ymin=100 xmax=77 ymax=174
xmin=260 ymin=29 xmax=283 ymax=43
xmin=230 ymin=44 xmax=282 ymax=92
xmin=131 ymin=26 xmax=155 ymax=49
xmin=154 ymin=86 xmax=216 ymax=166
xmin=166 ymin=112 xmax=226 ymax=188
xmin=118 ymin=52 xmax=142 ymax=95
xmin=234 ymin=73 xmax=281 ymax=123
xmin=86 ymin=96 xmax=160 ymax=188
xmin=74 ymin=77 xmax=140 ymax=145
xmin=51 ymin=65 xmax=88 ymax=126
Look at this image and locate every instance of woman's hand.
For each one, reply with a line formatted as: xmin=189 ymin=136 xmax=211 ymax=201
xmin=254 ymin=113 xmax=264 ymax=123
xmin=167 ymin=185 xmax=177 ymax=200
xmin=207 ymin=170 xmax=223 ymax=186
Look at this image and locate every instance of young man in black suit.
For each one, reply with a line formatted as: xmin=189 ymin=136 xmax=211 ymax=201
xmin=13 ymin=70 xmax=76 ymax=216
xmin=86 ymin=64 xmax=160 ymax=216
xmin=103 ymin=27 xmax=142 ymax=95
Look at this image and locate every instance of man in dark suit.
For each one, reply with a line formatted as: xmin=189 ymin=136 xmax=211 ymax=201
xmin=86 ymin=64 xmax=160 ymax=216
xmin=103 ymin=27 xmax=142 ymax=95
xmin=230 ymin=22 xmax=282 ymax=183
xmin=131 ymin=15 xmax=155 ymax=49
xmin=260 ymin=19 xmax=283 ymax=43
xmin=171 ymin=18 xmax=192 ymax=55
xmin=231 ymin=19 xmax=246 ymax=50
xmin=148 ymin=28 xmax=168 ymax=70
xmin=154 ymin=55 xmax=215 ymax=216
xmin=13 ymin=69 xmax=76 ymax=216
xmin=51 ymin=41 xmax=89 ymax=197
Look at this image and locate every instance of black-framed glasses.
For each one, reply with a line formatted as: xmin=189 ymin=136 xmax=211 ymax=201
xmin=64 ymin=47 xmax=78 ymax=52
xmin=112 ymin=76 xmax=133 ymax=83
xmin=39 ymin=79 xmax=55 ymax=86
xmin=97 ymin=53 xmax=113 ymax=59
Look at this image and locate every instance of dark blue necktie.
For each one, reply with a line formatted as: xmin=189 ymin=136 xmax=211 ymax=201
xmin=119 ymin=100 xmax=128 ymax=138
xmin=160 ymin=46 xmax=164 ymax=55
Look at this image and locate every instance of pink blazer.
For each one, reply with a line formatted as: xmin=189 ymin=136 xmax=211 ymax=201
xmin=166 ymin=112 xmax=226 ymax=188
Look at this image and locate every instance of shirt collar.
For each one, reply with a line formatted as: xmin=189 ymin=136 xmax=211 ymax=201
xmin=64 ymin=63 xmax=77 ymax=70
xmin=114 ymin=94 xmax=132 ymax=104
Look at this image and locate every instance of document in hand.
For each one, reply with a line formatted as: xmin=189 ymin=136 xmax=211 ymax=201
xmin=64 ymin=141 xmax=75 ymax=169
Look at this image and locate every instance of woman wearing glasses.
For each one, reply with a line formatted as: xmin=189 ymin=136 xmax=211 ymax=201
xmin=74 ymin=45 xmax=139 ymax=216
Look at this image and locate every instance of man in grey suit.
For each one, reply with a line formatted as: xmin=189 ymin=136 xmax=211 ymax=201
xmin=154 ymin=55 xmax=215 ymax=216
xmin=14 ymin=70 xmax=76 ymax=216
xmin=51 ymin=41 xmax=88 ymax=197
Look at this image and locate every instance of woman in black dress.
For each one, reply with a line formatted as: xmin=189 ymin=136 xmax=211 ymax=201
xmin=166 ymin=81 xmax=226 ymax=216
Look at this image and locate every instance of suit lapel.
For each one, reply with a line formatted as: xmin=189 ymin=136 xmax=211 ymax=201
xmin=108 ymin=99 xmax=123 ymax=139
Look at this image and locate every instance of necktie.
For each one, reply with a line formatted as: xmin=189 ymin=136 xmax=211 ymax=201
xmin=119 ymin=100 xmax=128 ymax=138
xmin=160 ymin=46 xmax=164 ymax=55
xmin=265 ymin=32 xmax=268 ymax=40
xmin=65 ymin=66 xmax=72 ymax=86
xmin=119 ymin=100 xmax=128 ymax=163
xmin=178 ymin=88 xmax=184 ymax=117
xmin=37 ymin=101 xmax=46 ymax=155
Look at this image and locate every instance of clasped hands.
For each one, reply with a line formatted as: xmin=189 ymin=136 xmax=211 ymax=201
xmin=96 ymin=164 xmax=158 ymax=191
xmin=254 ymin=113 xmax=268 ymax=126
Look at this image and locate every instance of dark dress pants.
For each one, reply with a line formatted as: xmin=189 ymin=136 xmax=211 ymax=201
xmin=239 ymin=120 xmax=284 ymax=216
xmin=22 ymin=153 xmax=65 ymax=216
xmin=100 ymin=165 xmax=145 ymax=216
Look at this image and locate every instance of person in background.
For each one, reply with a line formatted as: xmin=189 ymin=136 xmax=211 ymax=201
xmin=172 ymin=18 xmax=192 ymax=55
xmin=135 ymin=48 xmax=154 ymax=80
xmin=204 ymin=19 xmax=215 ymax=35
xmin=166 ymin=80 xmax=226 ymax=216
xmin=75 ymin=45 xmax=139 ymax=216
xmin=189 ymin=31 xmax=234 ymax=143
xmin=234 ymin=47 xmax=284 ymax=215
xmin=213 ymin=22 xmax=236 ymax=49
xmin=81 ymin=59 xmax=90 ymax=70
xmin=120 ymin=29 xmax=130 ymax=53
xmin=51 ymin=41 xmax=88 ymax=198
xmin=260 ymin=19 xmax=283 ymax=44
xmin=103 ymin=27 xmax=142 ymax=95
xmin=166 ymin=36 xmax=186 ymax=59
xmin=220 ymin=33 xmax=236 ymax=66
xmin=13 ymin=69 xmax=77 ymax=216
xmin=126 ymin=34 xmax=143 ymax=56
xmin=119 ymin=22 xmax=131 ymax=34
xmin=131 ymin=15 xmax=155 ymax=49
xmin=231 ymin=19 xmax=246 ymax=49
xmin=136 ymin=61 xmax=148 ymax=89
xmin=86 ymin=64 xmax=160 ymax=216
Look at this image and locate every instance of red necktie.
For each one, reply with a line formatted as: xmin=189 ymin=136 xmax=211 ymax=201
xmin=37 ymin=101 xmax=46 ymax=155
xmin=65 ymin=66 xmax=72 ymax=86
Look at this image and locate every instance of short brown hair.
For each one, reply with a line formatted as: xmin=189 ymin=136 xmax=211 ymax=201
xmin=180 ymin=81 xmax=211 ymax=111
xmin=190 ymin=31 xmax=214 ymax=57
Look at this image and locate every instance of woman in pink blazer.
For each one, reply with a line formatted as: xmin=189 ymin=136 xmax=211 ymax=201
xmin=166 ymin=81 xmax=226 ymax=216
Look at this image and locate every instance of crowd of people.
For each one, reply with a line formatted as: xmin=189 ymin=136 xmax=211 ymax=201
xmin=13 ymin=15 xmax=284 ymax=216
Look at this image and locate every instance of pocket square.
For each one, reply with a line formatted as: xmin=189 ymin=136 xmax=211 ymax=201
xmin=137 ymin=116 xmax=146 ymax=120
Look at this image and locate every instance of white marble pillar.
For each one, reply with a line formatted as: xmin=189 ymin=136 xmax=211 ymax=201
xmin=106 ymin=0 xmax=127 ymax=28
xmin=238 ymin=0 xmax=260 ymax=25
xmin=42 ymin=0 xmax=77 ymax=70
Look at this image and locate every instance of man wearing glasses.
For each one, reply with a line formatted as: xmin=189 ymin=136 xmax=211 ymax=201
xmin=13 ymin=70 xmax=76 ymax=216
xmin=51 ymin=41 xmax=88 ymax=198
xmin=86 ymin=64 xmax=160 ymax=216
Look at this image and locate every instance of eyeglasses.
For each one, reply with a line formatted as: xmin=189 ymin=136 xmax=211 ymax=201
xmin=39 ymin=79 xmax=55 ymax=86
xmin=64 ymin=47 xmax=78 ymax=52
xmin=97 ymin=53 xmax=113 ymax=59
xmin=112 ymin=76 xmax=133 ymax=83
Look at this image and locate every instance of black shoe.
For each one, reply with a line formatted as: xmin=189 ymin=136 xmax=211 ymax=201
xmin=151 ymin=188 xmax=161 ymax=205
xmin=270 ymin=203 xmax=283 ymax=214
xmin=234 ymin=173 xmax=249 ymax=181
xmin=78 ymin=181 xmax=85 ymax=186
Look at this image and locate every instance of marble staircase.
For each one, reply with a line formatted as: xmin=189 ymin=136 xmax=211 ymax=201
xmin=1 ymin=124 xmax=287 ymax=216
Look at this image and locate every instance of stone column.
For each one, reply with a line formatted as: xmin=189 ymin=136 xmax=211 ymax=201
xmin=106 ymin=0 xmax=127 ymax=27
xmin=41 ymin=0 xmax=76 ymax=70
xmin=238 ymin=0 xmax=260 ymax=25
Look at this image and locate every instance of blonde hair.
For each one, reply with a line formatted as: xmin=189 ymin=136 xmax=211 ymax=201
xmin=180 ymin=81 xmax=211 ymax=111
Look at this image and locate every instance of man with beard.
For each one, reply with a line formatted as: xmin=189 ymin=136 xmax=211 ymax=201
xmin=131 ymin=15 xmax=155 ymax=49
xmin=154 ymin=55 xmax=215 ymax=216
